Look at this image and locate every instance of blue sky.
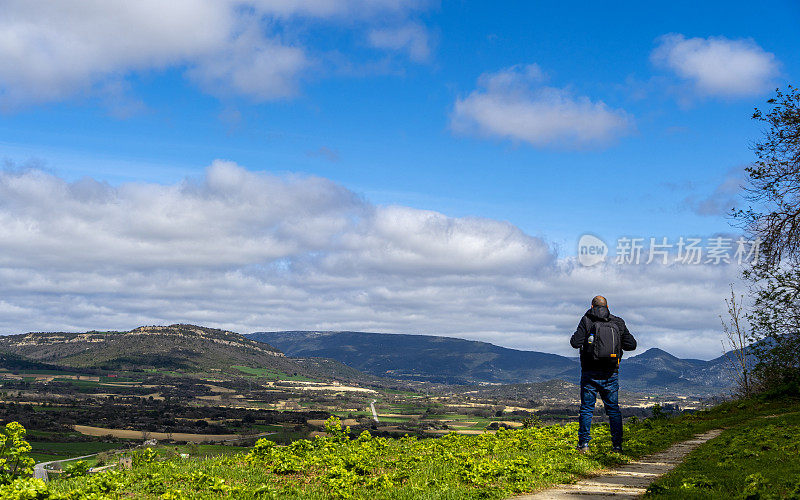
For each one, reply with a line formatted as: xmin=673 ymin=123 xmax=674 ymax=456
xmin=0 ymin=1 xmax=797 ymax=358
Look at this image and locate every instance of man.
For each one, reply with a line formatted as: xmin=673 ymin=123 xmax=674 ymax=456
xmin=570 ymin=295 xmax=636 ymax=453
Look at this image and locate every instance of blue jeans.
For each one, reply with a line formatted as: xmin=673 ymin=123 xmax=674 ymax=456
xmin=578 ymin=370 xmax=622 ymax=447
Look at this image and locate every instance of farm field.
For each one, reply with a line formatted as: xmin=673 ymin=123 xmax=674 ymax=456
xmin=0 ymin=344 xmax=718 ymax=499
xmin=72 ymin=424 xmax=275 ymax=443
xmin=28 ymin=440 xmax=122 ymax=463
xmin=232 ymin=365 xmax=319 ymax=382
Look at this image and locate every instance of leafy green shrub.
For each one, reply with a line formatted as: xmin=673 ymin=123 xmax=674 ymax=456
xmin=63 ymin=460 xmax=91 ymax=479
xmin=94 ymin=451 xmax=110 ymax=467
xmin=7 ymin=397 xmax=790 ymax=500
xmin=743 ymin=473 xmax=770 ymax=499
xmin=131 ymin=447 xmax=157 ymax=467
xmin=0 ymin=422 xmax=34 ymax=485
xmin=679 ymin=474 xmax=715 ymax=490
xmin=0 ymin=477 xmax=50 ymax=500
xmin=324 ymin=416 xmax=350 ymax=440
xmin=522 ymin=416 xmax=542 ymax=428
xmin=650 ymin=404 xmax=667 ymax=419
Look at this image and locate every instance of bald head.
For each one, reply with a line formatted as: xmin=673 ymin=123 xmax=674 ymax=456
xmin=591 ymin=295 xmax=608 ymax=308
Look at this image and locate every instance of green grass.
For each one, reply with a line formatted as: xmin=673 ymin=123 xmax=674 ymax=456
xmin=372 ymin=417 xmax=414 ymax=424
xmin=0 ymin=369 xmax=76 ymax=376
xmin=160 ymin=444 xmax=250 ymax=457
xmin=143 ymin=368 xmax=184 ymax=376
xmin=99 ymin=375 xmax=136 ymax=383
xmin=29 ymin=406 xmax=71 ymax=413
xmin=7 ymin=395 xmax=800 ymax=499
xmin=42 ymin=423 xmax=609 ymax=499
xmin=231 ymin=365 xmax=319 ymax=382
xmin=27 ymin=410 xmax=720 ymax=498
xmin=64 ymin=379 xmax=103 ymax=388
xmin=30 ymin=441 xmax=251 ymax=464
xmin=424 ymin=413 xmax=485 ymax=421
xmin=380 ymin=389 xmax=420 ymax=396
xmin=645 ymin=404 xmax=800 ymax=499
xmin=251 ymin=424 xmax=283 ymax=433
xmin=29 ymin=441 xmax=121 ymax=463
xmin=382 ymin=405 xmax=427 ymax=414
xmin=333 ymin=411 xmax=371 ymax=417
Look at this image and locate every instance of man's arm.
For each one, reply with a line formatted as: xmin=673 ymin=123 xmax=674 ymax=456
xmin=570 ymin=318 xmax=587 ymax=349
xmin=620 ymin=320 xmax=637 ymax=351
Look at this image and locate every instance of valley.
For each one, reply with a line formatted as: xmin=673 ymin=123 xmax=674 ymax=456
xmin=0 ymin=324 xmax=716 ymax=472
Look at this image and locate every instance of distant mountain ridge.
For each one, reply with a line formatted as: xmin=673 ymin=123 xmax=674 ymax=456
xmin=0 ymin=325 xmax=739 ymax=395
xmin=0 ymin=324 xmax=285 ymax=371
xmin=248 ymin=330 xmax=738 ymax=396
xmin=0 ymin=324 xmax=406 ymax=387
xmin=249 ymin=330 xmax=578 ymax=385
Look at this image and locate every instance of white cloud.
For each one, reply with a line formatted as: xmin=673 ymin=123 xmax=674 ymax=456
xmin=0 ymin=162 xmax=743 ymax=359
xmin=368 ymin=23 xmax=431 ymax=62
xmin=451 ymin=64 xmax=633 ymax=149
xmin=245 ymin=0 xmax=429 ymax=19
xmin=0 ymin=0 xmax=231 ymax=104
xmin=187 ymin=21 xmax=309 ymax=100
xmin=0 ymin=0 xmax=430 ymax=107
xmin=683 ymin=167 xmax=745 ymax=216
xmin=651 ymin=34 xmax=780 ymax=97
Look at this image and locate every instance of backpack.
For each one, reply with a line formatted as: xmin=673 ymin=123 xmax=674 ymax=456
xmin=585 ymin=320 xmax=621 ymax=361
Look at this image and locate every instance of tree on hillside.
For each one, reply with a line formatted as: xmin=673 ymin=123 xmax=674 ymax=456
xmin=739 ymin=85 xmax=800 ymax=265
xmin=735 ymin=85 xmax=800 ymax=389
xmin=720 ymin=286 xmax=752 ymax=396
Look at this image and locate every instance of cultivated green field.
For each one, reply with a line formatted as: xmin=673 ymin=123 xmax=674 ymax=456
xmin=231 ymin=365 xmax=319 ymax=382
xmin=28 ymin=441 xmax=122 ymax=463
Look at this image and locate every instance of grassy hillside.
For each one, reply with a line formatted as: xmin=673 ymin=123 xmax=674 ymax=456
xmin=0 ymin=324 xmax=403 ymax=388
xmin=0 ymin=351 xmax=83 ymax=373
xmin=6 ymin=391 xmax=797 ymax=499
xmin=646 ymin=393 xmax=800 ymax=498
xmin=0 ymin=324 xmax=287 ymax=372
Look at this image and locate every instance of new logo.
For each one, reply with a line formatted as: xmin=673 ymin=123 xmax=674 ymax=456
xmin=577 ymin=234 xmax=608 ymax=267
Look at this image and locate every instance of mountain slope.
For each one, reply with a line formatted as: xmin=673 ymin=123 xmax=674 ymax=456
xmin=0 ymin=324 xmax=409 ymax=388
xmin=619 ymin=348 xmax=714 ymax=393
xmin=248 ymin=330 xmax=580 ymax=385
xmin=0 ymin=324 xmax=292 ymax=372
xmin=0 ymin=351 xmax=82 ymax=373
xmin=249 ymin=331 xmax=738 ymax=395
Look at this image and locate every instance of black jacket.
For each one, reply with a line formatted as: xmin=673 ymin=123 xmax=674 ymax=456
xmin=570 ymin=305 xmax=637 ymax=373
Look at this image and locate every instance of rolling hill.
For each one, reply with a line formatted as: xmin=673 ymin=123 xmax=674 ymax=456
xmin=0 ymin=324 xmax=408 ymax=388
xmin=0 ymin=325 xmax=741 ymax=395
xmin=0 ymin=324 xmax=289 ymax=372
xmin=248 ymin=330 xmax=579 ymax=385
xmin=620 ymin=347 xmax=741 ymax=394
xmin=248 ymin=330 xmax=740 ymax=395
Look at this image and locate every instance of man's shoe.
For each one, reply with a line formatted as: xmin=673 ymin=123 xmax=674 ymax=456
xmin=576 ymin=445 xmax=589 ymax=454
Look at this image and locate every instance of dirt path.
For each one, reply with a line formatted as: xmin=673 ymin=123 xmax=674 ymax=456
xmin=509 ymin=429 xmax=723 ymax=499
xmin=34 ymin=453 xmax=99 ymax=481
